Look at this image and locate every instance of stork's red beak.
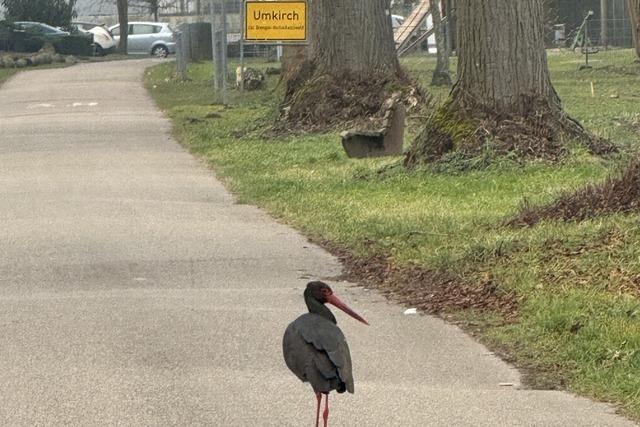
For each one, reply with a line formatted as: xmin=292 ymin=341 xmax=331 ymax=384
xmin=326 ymin=294 xmax=369 ymax=325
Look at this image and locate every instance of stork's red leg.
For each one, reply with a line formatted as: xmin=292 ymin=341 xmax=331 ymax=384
xmin=315 ymin=392 xmax=322 ymax=427
xmin=322 ymin=393 xmax=329 ymax=427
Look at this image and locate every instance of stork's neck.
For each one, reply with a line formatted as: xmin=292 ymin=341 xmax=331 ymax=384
xmin=304 ymin=288 xmax=337 ymax=324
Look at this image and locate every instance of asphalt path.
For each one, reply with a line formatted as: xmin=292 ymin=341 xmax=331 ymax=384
xmin=0 ymin=59 xmax=636 ymax=426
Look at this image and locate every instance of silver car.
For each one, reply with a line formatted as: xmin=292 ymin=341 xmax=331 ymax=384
xmin=108 ymin=22 xmax=177 ymax=57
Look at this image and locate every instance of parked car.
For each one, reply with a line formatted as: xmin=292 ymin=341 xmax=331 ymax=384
xmin=108 ymin=22 xmax=176 ymax=57
xmin=13 ymin=21 xmax=69 ymax=41
xmin=71 ymin=21 xmax=116 ymax=55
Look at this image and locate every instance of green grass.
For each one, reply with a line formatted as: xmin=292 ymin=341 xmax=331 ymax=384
xmin=0 ymin=68 xmax=18 ymax=86
xmin=146 ymin=49 xmax=640 ymax=420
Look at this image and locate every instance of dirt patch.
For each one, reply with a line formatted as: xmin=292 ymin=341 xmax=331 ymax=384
xmin=507 ymin=159 xmax=640 ymax=227
xmin=321 ymin=242 xmax=518 ymax=320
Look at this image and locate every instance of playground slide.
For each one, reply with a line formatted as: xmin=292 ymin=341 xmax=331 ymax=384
xmin=394 ymin=0 xmax=432 ymax=53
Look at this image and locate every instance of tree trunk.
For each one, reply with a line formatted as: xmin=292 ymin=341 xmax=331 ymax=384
xmin=281 ymin=45 xmax=309 ymax=77
xmin=451 ymin=0 xmax=560 ymax=117
xmin=116 ymin=0 xmax=128 ymax=54
xmin=431 ymin=0 xmax=451 ymax=86
xmin=309 ymin=0 xmax=399 ymax=75
xmin=629 ymin=0 xmax=640 ymax=59
xmin=444 ymin=0 xmax=454 ymax=56
xmin=600 ymin=0 xmax=608 ymax=48
xmin=406 ymin=0 xmax=594 ymax=167
xmin=281 ymin=0 xmax=403 ymax=130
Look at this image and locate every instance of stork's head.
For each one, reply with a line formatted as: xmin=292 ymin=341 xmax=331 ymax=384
xmin=305 ymin=281 xmax=369 ymax=325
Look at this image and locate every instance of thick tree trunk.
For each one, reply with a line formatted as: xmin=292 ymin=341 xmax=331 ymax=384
xmin=629 ymin=0 xmax=640 ymax=59
xmin=281 ymin=45 xmax=309 ymax=77
xmin=431 ymin=0 xmax=451 ymax=86
xmin=281 ymin=0 xmax=404 ymax=130
xmin=309 ymin=0 xmax=399 ymax=75
xmin=116 ymin=0 xmax=128 ymax=54
xmin=451 ymin=0 xmax=559 ymax=117
xmin=405 ymin=0 xmax=599 ymax=167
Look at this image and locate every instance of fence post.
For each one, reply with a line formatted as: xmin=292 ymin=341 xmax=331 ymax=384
xmin=239 ymin=0 xmax=245 ymax=92
xmin=176 ymin=30 xmax=188 ymax=81
xmin=210 ymin=0 xmax=228 ymax=104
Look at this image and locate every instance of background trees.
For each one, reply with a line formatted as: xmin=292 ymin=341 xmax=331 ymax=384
xmin=1 ymin=0 xmax=77 ymax=28
xmin=116 ymin=0 xmax=128 ymax=53
xmin=629 ymin=0 xmax=640 ymax=59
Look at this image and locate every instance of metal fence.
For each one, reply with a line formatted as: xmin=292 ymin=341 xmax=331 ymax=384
xmin=174 ymin=0 xmax=280 ymax=103
xmin=551 ymin=18 xmax=633 ymax=49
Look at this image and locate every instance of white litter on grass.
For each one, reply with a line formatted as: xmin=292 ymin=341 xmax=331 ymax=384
xmin=403 ymin=308 xmax=418 ymax=315
xmin=499 ymin=382 xmax=515 ymax=387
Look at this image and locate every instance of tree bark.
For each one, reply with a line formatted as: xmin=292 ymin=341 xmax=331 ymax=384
xmin=281 ymin=45 xmax=309 ymax=77
xmin=444 ymin=0 xmax=454 ymax=56
xmin=308 ymin=0 xmax=399 ymax=76
xmin=600 ymin=0 xmax=608 ymax=48
xmin=405 ymin=0 xmax=594 ymax=167
xmin=116 ymin=0 xmax=128 ymax=54
xmin=451 ymin=0 xmax=559 ymax=117
xmin=629 ymin=0 xmax=640 ymax=59
xmin=431 ymin=0 xmax=451 ymax=86
xmin=281 ymin=0 xmax=403 ymax=129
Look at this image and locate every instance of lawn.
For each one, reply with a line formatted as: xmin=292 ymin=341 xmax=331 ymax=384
xmin=0 ymin=68 xmax=18 ymax=85
xmin=145 ymin=49 xmax=640 ymax=419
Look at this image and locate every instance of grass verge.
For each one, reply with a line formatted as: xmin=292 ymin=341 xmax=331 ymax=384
xmin=0 ymin=68 xmax=18 ymax=86
xmin=145 ymin=50 xmax=640 ymax=420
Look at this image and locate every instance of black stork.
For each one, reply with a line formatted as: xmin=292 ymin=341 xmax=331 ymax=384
xmin=282 ymin=281 xmax=369 ymax=427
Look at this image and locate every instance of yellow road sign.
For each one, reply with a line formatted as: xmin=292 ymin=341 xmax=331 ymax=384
xmin=245 ymin=1 xmax=307 ymax=42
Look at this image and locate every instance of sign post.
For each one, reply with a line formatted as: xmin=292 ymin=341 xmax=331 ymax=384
xmin=239 ymin=1 xmax=307 ymax=94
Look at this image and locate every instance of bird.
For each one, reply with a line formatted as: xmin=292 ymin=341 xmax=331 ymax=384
xmin=283 ymin=281 xmax=369 ymax=427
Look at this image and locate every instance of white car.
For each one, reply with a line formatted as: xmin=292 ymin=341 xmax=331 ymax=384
xmin=108 ymin=22 xmax=177 ymax=57
xmin=71 ymin=22 xmax=116 ymax=55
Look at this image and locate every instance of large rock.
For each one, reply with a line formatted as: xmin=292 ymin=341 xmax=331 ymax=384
xmin=1 ymin=56 xmax=14 ymax=68
xmin=52 ymin=53 xmax=65 ymax=63
xmin=36 ymin=53 xmax=52 ymax=65
xmin=15 ymin=58 xmax=28 ymax=68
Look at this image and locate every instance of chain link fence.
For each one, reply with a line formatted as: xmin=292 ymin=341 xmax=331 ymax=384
xmin=174 ymin=0 xmax=283 ymax=102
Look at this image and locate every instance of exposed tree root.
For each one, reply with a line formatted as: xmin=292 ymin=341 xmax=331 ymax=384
xmin=404 ymin=99 xmax=616 ymax=169
xmin=275 ymin=61 xmax=423 ymax=134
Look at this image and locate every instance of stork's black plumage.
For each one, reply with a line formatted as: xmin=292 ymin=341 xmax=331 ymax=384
xmin=282 ymin=281 xmax=368 ymax=427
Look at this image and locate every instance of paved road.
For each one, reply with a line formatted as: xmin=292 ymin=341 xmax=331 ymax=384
xmin=0 ymin=60 xmax=635 ymax=426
